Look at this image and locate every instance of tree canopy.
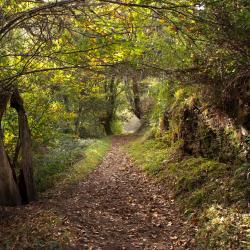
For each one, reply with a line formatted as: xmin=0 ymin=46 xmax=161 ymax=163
xmin=0 ymin=0 xmax=249 ymax=230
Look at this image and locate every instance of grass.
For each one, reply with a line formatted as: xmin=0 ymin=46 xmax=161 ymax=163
xmin=59 ymin=138 xmax=110 ymax=186
xmin=34 ymin=135 xmax=111 ymax=192
xmin=126 ymin=133 xmax=250 ymax=249
xmin=126 ymin=135 xmax=182 ymax=175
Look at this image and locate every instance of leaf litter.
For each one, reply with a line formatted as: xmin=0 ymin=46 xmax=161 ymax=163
xmin=0 ymin=136 xmax=195 ymax=249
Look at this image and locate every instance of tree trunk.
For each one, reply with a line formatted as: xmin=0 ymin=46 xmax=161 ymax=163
xmin=132 ymin=80 xmax=142 ymax=119
xmin=0 ymin=94 xmax=21 ymax=206
xmin=10 ymin=89 xmax=36 ymax=203
xmin=103 ymin=115 xmax=113 ymax=135
xmin=103 ymin=77 xmax=116 ymax=135
xmin=124 ymin=76 xmax=142 ymax=119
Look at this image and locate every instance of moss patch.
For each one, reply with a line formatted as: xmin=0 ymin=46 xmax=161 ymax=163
xmin=126 ymin=136 xmax=182 ymax=175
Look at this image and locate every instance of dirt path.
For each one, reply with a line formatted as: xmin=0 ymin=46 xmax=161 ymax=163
xmin=0 ymin=136 xmax=195 ymax=250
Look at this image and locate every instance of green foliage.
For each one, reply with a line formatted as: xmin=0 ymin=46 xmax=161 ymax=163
xmin=34 ymin=135 xmax=110 ymax=192
xmin=111 ymin=120 xmax=123 ymax=135
xmin=148 ymin=79 xmax=175 ymax=123
xmin=197 ymin=205 xmax=250 ymax=249
xmin=126 ymin=136 xmax=183 ymax=175
xmin=59 ymin=137 xmax=111 ymax=186
xmin=127 ymin=138 xmax=169 ymax=174
xmin=168 ymin=158 xmax=224 ymax=193
xmin=168 ymin=159 xmax=249 ymax=209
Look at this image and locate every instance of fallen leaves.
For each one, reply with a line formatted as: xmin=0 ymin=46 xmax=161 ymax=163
xmin=0 ymin=136 xmax=195 ymax=249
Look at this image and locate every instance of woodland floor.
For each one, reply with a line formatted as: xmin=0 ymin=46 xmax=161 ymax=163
xmin=0 ymin=136 xmax=196 ymax=250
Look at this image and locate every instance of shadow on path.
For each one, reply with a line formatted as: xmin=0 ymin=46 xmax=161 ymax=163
xmin=0 ymin=136 xmax=195 ymax=250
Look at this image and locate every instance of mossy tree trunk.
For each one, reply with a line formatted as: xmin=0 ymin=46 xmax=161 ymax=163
xmin=10 ymin=88 xmax=36 ymax=203
xmin=0 ymin=93 xmax=21 ymax=206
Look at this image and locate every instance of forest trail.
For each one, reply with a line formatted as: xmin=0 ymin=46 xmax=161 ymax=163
xmin=0 ymin=136 xmax=195 ymax=250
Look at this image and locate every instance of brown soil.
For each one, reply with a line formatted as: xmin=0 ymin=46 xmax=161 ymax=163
xmin=0 ymin=136 xmax=195 ymax=250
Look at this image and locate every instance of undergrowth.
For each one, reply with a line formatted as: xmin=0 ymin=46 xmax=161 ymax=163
xmin=126 ymin=133 xmax=250 ymax=249
xmin=34 ymin=135 xmax=110 ymax=192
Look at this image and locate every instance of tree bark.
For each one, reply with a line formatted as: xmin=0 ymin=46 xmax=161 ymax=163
xmin=103 ymin=115 xmax=113 ymax=135
xmin=124 ymin=76 xmax=142 ymax=119
xmin=132 ymin=79 xmax=142 ymax=119
xmin=0 ymin=93 xmax=21 ymax=206
xmin=103 ymin=77 xmax=116 ymax=135
xmin=10 ymin=88 xmax=36 ymax=203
